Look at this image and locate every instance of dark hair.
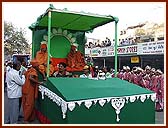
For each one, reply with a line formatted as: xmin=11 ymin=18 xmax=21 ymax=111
xmin=59 ymin=62 xmax=67 ymax=68
xmin=13 ymin=61 xmax=21 ymax=70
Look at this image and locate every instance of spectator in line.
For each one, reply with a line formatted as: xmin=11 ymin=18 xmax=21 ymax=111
xmin=20 ymin=61 xmax=27 ymax=76
xmin=6 ymin=61 xmax=25 ymax=124
xmin=5 ymin=61 xmax=13 ymax=87
xmin=93 ymin=66 xmax=99 ymax=78
xmin=80 ymin=65 xmax=92 ymax=78
xmin=103 ymin=67 xmax=111 ymax=78
xmin=18 ymin=61 xmax=27 ymax=119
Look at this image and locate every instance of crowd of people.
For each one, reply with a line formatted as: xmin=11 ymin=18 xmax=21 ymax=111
xmin=85 ymin=37 xmax=140 ymax=48
xmin=119 ymin=38 xmax=137 ymax=46
xmin=3 ymin=42 xmax=87 ymax=124
xmin=85 ymin=37 xmax=113 ymax=48
xmin=4 ymin=41 xmax=164 ymax=124
xmin=117 ymin=65 xmax=164 ymax=112
xmin=4 ymin=59 xmax=43 ymax=124
xmin=85 ymin=65 xmax=164 ymax=112
xmin=4 ymin=59 xmax=164 ymax=124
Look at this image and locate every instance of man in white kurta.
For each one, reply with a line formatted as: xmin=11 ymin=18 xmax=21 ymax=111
xmin=6 ymin=62 xmax=25 ymax=124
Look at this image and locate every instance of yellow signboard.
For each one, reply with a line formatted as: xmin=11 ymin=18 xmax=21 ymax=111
xmin=131 ymin=56 xmax=139 ymax=63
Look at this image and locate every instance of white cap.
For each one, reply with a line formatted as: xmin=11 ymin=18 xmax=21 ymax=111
xmin=137 ymin=67 xmax=143 ymax=71
xmin=41 ymin=41 xmax=47 ymax=44
xmin=156 ymin=69 xmax=162 ymax=74
xmin=72 ymin=43 xmax=78 ymax=47
xmin=99 ymin=72 xmax=105 ymax=76
xmin=145 ymin=65 xmax=151 ymax=70
xmin=133 ymin=68 xmax=137 ymax=72
xmin=123 ymin=66 xmax=126 ymax=70
xmin=7 ymin=61 xmax=12 ymax=64
xmin=99 ymin=70 xmax=103 ymax=73
xmin=95 ymin=66 xmax=98 ymax=68
xmin=126 ymin=66 xmax=130 ymax=70
xmin=151 ymin=68 xmax=156 ymax=72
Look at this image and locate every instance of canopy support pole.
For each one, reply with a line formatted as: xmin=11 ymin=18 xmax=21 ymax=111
xmin=103 ymin=58 xmax=105 ymax=68
xmin=114 ymin=18 xmax=119 ymax=77
xmin=47 ymin=11 xmax=51 ymax=78
xmin=32 ymin=31 xmax=35 ymax=58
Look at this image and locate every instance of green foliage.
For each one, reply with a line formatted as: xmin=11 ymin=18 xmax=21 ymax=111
xmin=4 ymin=21 xmax=30 ymax=56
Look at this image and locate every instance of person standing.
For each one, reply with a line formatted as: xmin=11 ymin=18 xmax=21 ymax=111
xmin=22 ymin=59 xmax=43 ymax=123
xmin=19 ymin=60 xmax=28 ymax=116
xmin=6 ymin=61 xmax=25 ymax=124
xmin=142 ymin=66 xmax=151 ymax=89
xmin=103 ymin=67 xmax=112 ymax=78
xmin=20 ymin=61 xmax=27 ymax=76
xmin=122 ymin=66 xmax=131 ymax=82
xmin=117 ymin=69 xmax=123 ymax=79
xmin=80 ymin=65 xmax=92 ymax=78
xmin=5 ymin=61 xmax=13 ymax=89
xmin=159 ymin=70 xmax=164 ymax=111
xmin=155 ymin=69 xmax=163 ymax=111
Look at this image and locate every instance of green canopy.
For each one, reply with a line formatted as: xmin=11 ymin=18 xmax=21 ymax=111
xmin=29 ymin=4 xmax=119 ymax=77
xmin=29 ymin=5 xmax=117 ymax=31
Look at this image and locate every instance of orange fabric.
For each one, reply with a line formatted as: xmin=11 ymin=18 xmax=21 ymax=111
xmin=35 ymin=51 xmax=48 ymax=65
xmin=66 ymin=67 xmax=83 ymax=71
xmin=49 ymin=64 xmax=55 ymax=76
xmin=22 ymin=67 xmax=39 ymax=122
xmin=30 ymin=59 xmax=39 ymax=67
xmin=50 ymin=58 xmax=67 ymax=67
xmin=39 ymin=65 xmax=45 ymax=74
xmin=67 ymin=49 xmax=85 ymax=69
xmin=35 ymin=50 xmax=48 ymax=76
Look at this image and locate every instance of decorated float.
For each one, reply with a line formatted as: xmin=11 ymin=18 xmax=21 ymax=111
xmin=29 ymin=4 xmax=156 ymax=124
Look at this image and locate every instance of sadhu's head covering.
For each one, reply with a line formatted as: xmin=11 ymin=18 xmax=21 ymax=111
xmin=30 ymin=59 xmax=39 ymax=67
xmin=72 ymin=43 xmax=78 ymax=48
xmin=71 ymin=43 xmax=78 ymax=51
xmin=40 ymin=43 xmax=47 ymax=49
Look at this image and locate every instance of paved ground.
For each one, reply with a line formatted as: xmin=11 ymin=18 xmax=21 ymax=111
xmin=155 ymin=111 xmax=164 ymax=124
xmin=3 ymin=88 xmax=164 ymax=124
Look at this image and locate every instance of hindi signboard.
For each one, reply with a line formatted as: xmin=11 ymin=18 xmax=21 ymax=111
xmin=85 ymin=41 xmax=164 ymax=57
xmin=137 ymin=41 xmax=164 ymax=55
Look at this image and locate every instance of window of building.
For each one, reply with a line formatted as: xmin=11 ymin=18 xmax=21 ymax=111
xmin=157 ymin=37 xmax=164 ymax=41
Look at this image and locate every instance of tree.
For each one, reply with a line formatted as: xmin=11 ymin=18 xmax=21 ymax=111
xmin=4 ymin=21 xmax=30 ymax=57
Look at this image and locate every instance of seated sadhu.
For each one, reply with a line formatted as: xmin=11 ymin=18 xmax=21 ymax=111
xmin=35 ymin=42 xmax=55 ymax=79
xmin=67 ymin=43 xmax=85 ymax=70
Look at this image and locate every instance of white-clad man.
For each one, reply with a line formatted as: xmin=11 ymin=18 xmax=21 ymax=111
xmin=80 ymin=65 xmax=92 ymax=78
xmin=5 ymin=61 xmax=13 ymax=89
xmin=6 ymin=61 xmax=25 ymax=124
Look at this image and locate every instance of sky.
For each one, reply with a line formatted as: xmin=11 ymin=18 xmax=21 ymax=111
xmin=2 ymin=2 xmax=165 ymax=44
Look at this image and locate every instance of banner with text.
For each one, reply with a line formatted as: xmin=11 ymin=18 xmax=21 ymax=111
xmin=85 ymin=41 xmax=164 ymax=57
xmin=137 ymin=41 xmax=164 ymax=55
xmin=87 ymin=45 xmax=137 ymax=57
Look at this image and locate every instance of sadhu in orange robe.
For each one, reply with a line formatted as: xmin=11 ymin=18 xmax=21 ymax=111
xmin=35 ymin=44 xmax=55 ymax=77
xmin=22 ymin=60 xmax=42 ymax=122
xmin=67 ymin=45 xmax=85 ymax=70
